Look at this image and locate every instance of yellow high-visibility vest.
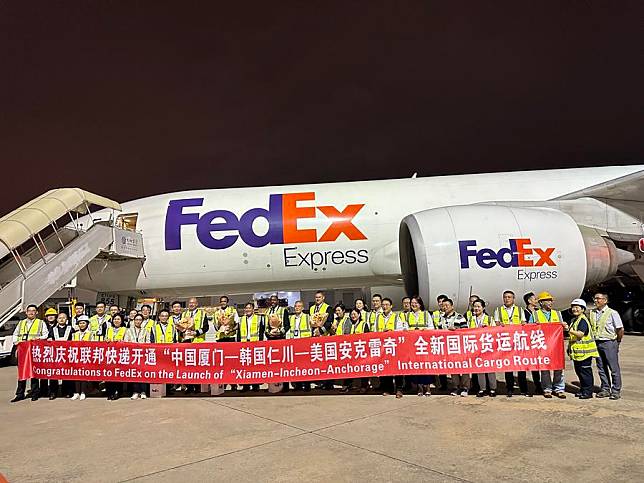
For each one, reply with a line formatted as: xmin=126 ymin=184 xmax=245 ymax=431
xmin=18 ymin=318 xmax=43 ymax=341
xmin=496 ymin=306 xmax=523 ymax=325
xmin=154 ymin=322 xmax=175 ymax=343
xmin=568 ymin=315 xmax=599 ymax=361
xmin=467 ymin=314 xmax=493 ymax=329
xmin=105 ymin=326 xmax=127 ymax=341
xmin=374 ymin=312 xmax=397 ymax=332
xmin=73 ymin=330 xmax=93 ymax=341
xmin=239 ymin=314 xmax=262 ymax=342
xmin=534 ymin=309 xmax=562 ymax=323
xmin=288 ymin=314 xmax=311 ymax=338
xmin=181 ymin=309 xmax=207 ymax=343
xmin=408 ymin=311 xmax=431 ymax=330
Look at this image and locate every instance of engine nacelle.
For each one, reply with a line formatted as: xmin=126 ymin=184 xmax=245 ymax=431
xmin=399 ymin=205 xmax=625 ymax=311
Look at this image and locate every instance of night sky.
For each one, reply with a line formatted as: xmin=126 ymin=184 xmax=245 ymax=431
xmin=1 ymin=2 xmax=643 ymax=211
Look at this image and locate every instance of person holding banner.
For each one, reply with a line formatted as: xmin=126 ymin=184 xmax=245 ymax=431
xmin=238 ymin=302 xmax=264 ymax=392
xmin=287 ymin=300 xmax=311 ymax=391
xmin=47 ymin=312 xmax=74 ymax=399
xmin=432 ymin=294 xmax=448 ymax=328
xmin=441 ymin=299 xmax=470 ymax=396
xmin=10 ymin=304 xmax=49 ymax=403
xmin=125 ymin=313 xmax=151 ymax=399
xmin=400 ymin=296 xmax=434 ymax=397
xmin=71 ymin=315 xmax=94 ymax=401
xmin=398 ymin=297 xmax=411 ymax=325
xmin=333 ymin=304 xmax=351 ymax=336
xmin=494 ymin=291 xmax=531 ymax=397
xmin=523 ymin=292 xmax=543 ymax=395
xmin=468 ymin=299 xmax=498 ymax=397
xmin=104 ymin=314 xmax=127 ymax=400
xmin=377 ymin=298 xmax=404 ymax=398
xmin=178 ymin=298 xmax=210 ymax=394
xmin=530 ymin=292 xmax=568 ymax=399
xmin=568 ymin=299 xmax=598 ymax=399
xmin=153 ymin=309 xmax=177 ymax=395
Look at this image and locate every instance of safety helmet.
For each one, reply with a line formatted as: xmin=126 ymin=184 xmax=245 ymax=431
xmin=45 ymin=308 xmax=57 ymax=316
xmin=571 ymin=298 xmax=587 ymax=309
xmin=537 ymin=291 xmax=554 ymax=301
xmin=77 ymin=315 xmax=90 ymax=323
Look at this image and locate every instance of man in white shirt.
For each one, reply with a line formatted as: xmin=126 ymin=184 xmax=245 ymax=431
xmin=590 ymin=292 xmax=624 ymax=399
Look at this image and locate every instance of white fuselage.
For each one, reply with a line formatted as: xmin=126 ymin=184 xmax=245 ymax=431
xmin=78 ymin=166 xmax=642 ymax=297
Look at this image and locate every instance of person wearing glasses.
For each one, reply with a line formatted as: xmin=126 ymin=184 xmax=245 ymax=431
xmin=589 ymin=292 xmax=624 ymax=400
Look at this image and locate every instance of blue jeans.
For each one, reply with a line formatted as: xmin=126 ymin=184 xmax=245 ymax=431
xmin=540 ymin=369 xmax=565 ymax=393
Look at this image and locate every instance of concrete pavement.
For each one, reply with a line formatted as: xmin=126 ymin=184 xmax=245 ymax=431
xmin=2 ymin=336 xmax=644 ymax=482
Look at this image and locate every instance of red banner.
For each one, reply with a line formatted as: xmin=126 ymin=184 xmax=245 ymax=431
xmin=17 ymin=325 xmax=564 ymax=384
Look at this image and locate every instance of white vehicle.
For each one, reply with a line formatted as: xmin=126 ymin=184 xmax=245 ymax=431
xmin=0 ymin=165 xmax=643 ymax=360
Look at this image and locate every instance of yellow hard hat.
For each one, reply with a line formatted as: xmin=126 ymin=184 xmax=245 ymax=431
xmin=537 ymin=291 xmax=554 ymax=301
xmin=45 ymin=308 xmax=57 ymax=316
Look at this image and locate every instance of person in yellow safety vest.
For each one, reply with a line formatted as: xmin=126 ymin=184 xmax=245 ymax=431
xmin=287 ymin=300 xmax=312 ymax=391
xmin=125 ymin=314 xmax=151 ymax=399
xmin=38 ymin=307 xmax=59 ymax=398
xmin=376 ymin=298 xmax=404 ymax=398
xmin=333 ymin=304 xmax=351 ymax=336
xmin=354 ymin=298 xmax=368 ymax=323
xmin=70 ymin=315 xmax=94 ymax=401
xmin=494 ymin=290 xmax=531 ymax=397
xmin=432 ymin=294 xmax=448 ymax=329
xmin=287 ymin=301 xmax=311 ymax=339
xmin=397 ymin=296 xmax=411 ymax=327
xmin=367 ymin=293 xmax=383 ymax=328
xmin=465 ymin=294 xmax=480 ymax=321
xmin=568 ymin=299 xmax=599 ymax=399
xmin=469 ymin=299 xmax=498 ymax=398
xmin=89 ymin=302 xmax=111 ymax=341
xmin=10 ymin=304 xmax=49 ymax=403
xmin=590 ymin=292 xmax=624 ymax=400
xmin=140 ymin=304 xmax=155 ymax=331
xmin=339 ymin=307 xmax=371 ymax=394
xmin=179 ymin=298 xmax=210 ymax=344
xmin=522 ymin=291 xmax=543 ymax=395
xmin=530 ymin=291 xmax=568 ymax=399
xmin=152 ymin=309 xmax=176 ymax=395
xmin=398 ymin=296 xmax=434 ymax=396
xmin=237 ymin=302 xmax=265 ymax=392
xmin=214 ymin=295 xmax=239 ymax=342
xmin=309 ymin=291 xmax=331 ymax=336
xmin=104 ymin=313 xmax=127 ymax=400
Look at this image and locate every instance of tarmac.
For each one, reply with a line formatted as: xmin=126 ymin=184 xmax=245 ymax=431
xmin=2 ymin=336 xmax=644 ymax=483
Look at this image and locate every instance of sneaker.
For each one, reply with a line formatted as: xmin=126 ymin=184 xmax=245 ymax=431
xmin=49 ymin=394 xmax=57 ymax=400
xmin=395 ymin=391 xmax=403 ymax=399
xmin=460 ymin=390 xmax=468 ymax=397
xmin=79 ymin=393 xmax=86 ymax=401
xmin=424 ymin=389 xmax=431 ymax=397
xmin=450 ymin=390 xmax=458 ymax=396
xmin=71 ymin=393 xmax=80 ymax=400
xmin=544 ymin=392 xmax=553 ymax=399
xmin=521 ymin=393 xmax=533 ymax=398
xmin=609 ymin=393 xmax=621 ymax=400
xmin=477 ymin=391 xmax=486 ymax=398
xmin=140 ymin=393 xmax=147 ymax=400
xmin=596 ymin=390 xmax=611 ymax=398
xmin=131 ymin=393 xmax=140 ymax=400
xmin=489 ymin=390 xmax=497 ymax=398
xmin=579 ymin=394 xmax=593 ymax=399
xmin=554 ymin=392 xmax=567 ymax=399
xmin=382 ymin=392 xmax=391 ymax=396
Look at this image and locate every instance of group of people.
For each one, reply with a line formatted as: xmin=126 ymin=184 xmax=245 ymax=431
xmin=10 ymin=288 xmax=624 ymax=402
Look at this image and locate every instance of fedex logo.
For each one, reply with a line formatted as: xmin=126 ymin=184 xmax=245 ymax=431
xmin=165 ymin=192 xmax=367 ymax=250
xmin=459 ymin=238 xmax=556 ymax=269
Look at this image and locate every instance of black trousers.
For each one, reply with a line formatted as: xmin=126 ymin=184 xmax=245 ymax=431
xmin=531 ymin=371 xmax=542 ymax=392
xmin=380 ymin=375 xmax=404 ymax=393
xmin=505 ymin=371 xmax=528 ymax=393
xmin=49 ymin=379 xmax=74 ymax=397
xmin=106 ymin=382 xmax=123 ymax=397
xmin=16 ymin=379 xmax=39 ymax=397
xmin=574 ymin=359 xmax=594 ymax=397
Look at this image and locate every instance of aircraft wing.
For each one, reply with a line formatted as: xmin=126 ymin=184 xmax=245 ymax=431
xmin=553 ymin=167 xmax=644 ymax=220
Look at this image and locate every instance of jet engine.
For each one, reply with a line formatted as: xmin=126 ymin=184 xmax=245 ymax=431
xmin=399 ymin=205 xmax=634 ymax=310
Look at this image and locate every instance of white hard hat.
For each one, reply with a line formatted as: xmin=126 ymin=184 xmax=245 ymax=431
xmin=571 ymin=298 xmax=587 ymax=309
